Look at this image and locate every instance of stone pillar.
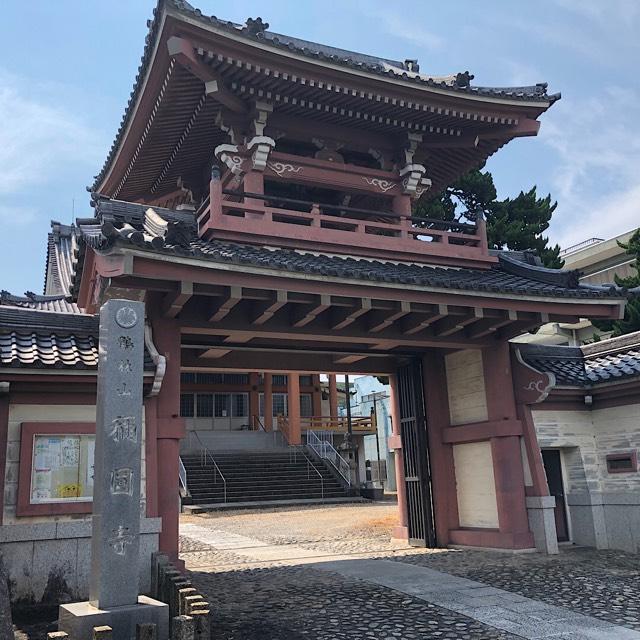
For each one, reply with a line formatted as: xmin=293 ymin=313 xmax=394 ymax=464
xmin=483 ymin=343 xmax=534 ymax=549
xmin=148 ymin=295 xmax=186 ymax=563
xmin=249 ymin=372 xmax=259 ymax=428
xmin=329 ymin=374 xmax=338 ymax=418
xmin=287 ymin=373 xmax=301 ymax=445
xmin=388 ymin=374 xmax=409 ymax=540
xmin=422 ymin=351 xmax=459 ymax=546
xmin=526 ymin=496 xmax=559 ymax=554
xmin=264 ymin=373 xmax=273 ymax=431
xmin=90 ymin=299 xmax=145 ymax=609
xmin=311 ymin=374 xmax=322 ymax=417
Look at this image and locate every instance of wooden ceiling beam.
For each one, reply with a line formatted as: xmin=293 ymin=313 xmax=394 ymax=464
xmin=209 ymin=286 xmax=243 ymax=322
xmin=433 ymin=309 xmax=484 ymax=337
xmin=162 ymin=281 xmax=193 ymax=318
xmin=252 ymin=290 xmax=288 ymax=326
xmin=291 ymin=294 xmax=332 ymax=328
xmin=401 ymin=304 xmax=448 ymax=335
xmin=368 ymin=301 xmax=411 ymax=333
xmin=331 ymin=298 xmax=372 ymax=330
xmin=467 ymin=311 xmax=518 ymax=339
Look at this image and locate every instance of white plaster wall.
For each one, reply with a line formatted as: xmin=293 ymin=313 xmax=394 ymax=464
xmin=4 ymin=404 xmax=146 ymax=525
xmin=592 ymin=403 xmax=640 ymax=492
xmin=452 ymin=441 xmax=499 ymax=528
xmin=531 ymin=408 xmax=597 ymax=493
xmin=445 ymin=349 xmax=488 ymax=425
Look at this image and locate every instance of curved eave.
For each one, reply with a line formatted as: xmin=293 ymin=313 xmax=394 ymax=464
xmin=94 ymin=1 xmax=555 ymax=196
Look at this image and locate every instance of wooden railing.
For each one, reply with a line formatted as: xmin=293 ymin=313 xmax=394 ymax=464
xmin=251 ymin=415 xmax=266 ymax=431
xmin=198 ymin=177 xmax=493 ymax=266
xmin=300 ymin=414 xmax=377 ymax=434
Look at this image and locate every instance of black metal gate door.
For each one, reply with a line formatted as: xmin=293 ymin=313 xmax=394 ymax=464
xmin=397 ymin=359 xmax=436 ymax=547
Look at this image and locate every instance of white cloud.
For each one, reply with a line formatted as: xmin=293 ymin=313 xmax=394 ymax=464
xmin=540 ymin=86 xmax=640 ymax=248
xmin=358 ymin=4 xmax=444 ymax=52
xmin=0 ymin=68 xmax=103 ymax=198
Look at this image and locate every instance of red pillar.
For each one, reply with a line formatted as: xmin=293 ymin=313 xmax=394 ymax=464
xmin=0 ymin=391 xmax=9 ymax=526
xmin=388 ymin=374 xmax=409 ymax=540
xmin=144 ymin=397 xmax=159 ymax=518
xmin=422 ymin=351 xmax=459 ymax=546
xmin=287 ymin=373 xmax=301 ymax=445
xmin=264 ymin=373 xmax=273 ymax=431
xmin=311 ymin=374 xmax=322 ymax=417
xmin=148 ymin=295 xmax=185 ymax=563
xmin=249 ymin=372 xmax=259 ymax=428
xmin=329 ymin=374 xmax=338 ymax=418
xmin=243 ymin=171 xmax=264 ymax=218
xmin=483 ymin=343 xmax=534 ymax=549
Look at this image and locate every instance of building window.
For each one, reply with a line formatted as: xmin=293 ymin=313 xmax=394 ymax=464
xmin=606 ymin=451 xmax=638 ymax=474
xmin=272 ymin=393 xmax=288 ymax=417
xmin=232 ymin=393 xmax=248 ymax=418
xmin=300 ymin=393 xmax=313 ymax=417
xmin=30 ymin=434 xmax=95 ymax=504
xmin=180 ymin=394 xmax=195 ymax=418
xmin=196 ymin=393 xmax=214 ymax=417
xmin=299 ymin=375 xmax=313 ymax=387
xmin=273 ymin=374 xmax=288 ymax=386
xmin=214 ymin=393 xmax=230 ymax=417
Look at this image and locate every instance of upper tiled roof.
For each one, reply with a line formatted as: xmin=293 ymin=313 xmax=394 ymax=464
xmin=1 ymin=291 xmax=81 ymax=314
xmin=45 ymin=222 xmax=79 ymax=297
xmin=67 ymin=198 xmax=627 ymax=302
xmin=91 ymin=0 xmax=559 ymax=191
xmin=518 ymin=331 xmax=640 ymax=387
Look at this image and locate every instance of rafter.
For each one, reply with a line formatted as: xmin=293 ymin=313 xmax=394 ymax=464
xmin=331 ymin=298 xmax=372 ymax=330
xmin=291 ymin=295 xmax=332 ymax=328
xmin=167 ymin=36 xmax=247 ymax=113
xmin=252 ymin=290 xmax=288 ymax=325
xmin=368 ymin=301 xmax=411 ymax=333
xmin=209 ymin=286 xmax=243 ymax=322
xmin=162 ymin=281 xmax=193 ymax=318
xmin=433 ymin=308 xmax=484 ymax=337
xmin=401 ymin=304 xmax=448 ymax=335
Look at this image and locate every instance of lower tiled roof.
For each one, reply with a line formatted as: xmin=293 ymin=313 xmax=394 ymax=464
xmin=0 ymin=307 xmax=153 ymax=372
xmin=518 ymin=332 xmax=640 ymax=387
xmin=1 ymin=291 xmax=81 ymax=314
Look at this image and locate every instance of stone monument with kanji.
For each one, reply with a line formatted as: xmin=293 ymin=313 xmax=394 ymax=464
xmin=59 ymin=300 xmax=168 ymax=639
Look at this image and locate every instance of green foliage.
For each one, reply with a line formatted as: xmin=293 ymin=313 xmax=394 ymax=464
xmin=605 ymin=229 xmax=640 ymax=336
xmin=414 ymin=168 xmax=563 ymax=268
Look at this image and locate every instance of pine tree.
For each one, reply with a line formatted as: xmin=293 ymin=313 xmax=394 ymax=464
xmin=414 ymin=167 xmax=563 ymax=268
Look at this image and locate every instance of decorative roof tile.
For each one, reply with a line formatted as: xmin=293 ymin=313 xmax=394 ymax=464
xmin=518 ymin=331 xmax=640 ymax=387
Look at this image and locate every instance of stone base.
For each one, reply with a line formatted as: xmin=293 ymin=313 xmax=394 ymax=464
xmin=58 ymin=595 xmax=169 ymax=640
xmin=391 ymin=525 xmax=410 ymax=540
xmin=526 ymin=495 xmax=559 ymax=555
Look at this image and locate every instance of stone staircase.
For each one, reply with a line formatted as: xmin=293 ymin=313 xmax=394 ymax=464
xmin=181 ymin=449 xmax=353 ymax=506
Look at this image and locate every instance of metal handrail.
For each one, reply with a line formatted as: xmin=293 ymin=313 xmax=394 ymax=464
xmin=178 ymin=456 xmax=189 ymax=497
xmin=289 ymin=444 xmax=324 ymax=498
xmin=307 ymin=430 xmax=352 ymax=487
xmin=252 ymin=415 xmax=266 ymax=431
xmin=191 ymin=430 xmax=227 ymax=503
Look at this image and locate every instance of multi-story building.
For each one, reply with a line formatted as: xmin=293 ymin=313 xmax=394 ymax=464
xmin=1 ymin=0 xmax=633 ymax=606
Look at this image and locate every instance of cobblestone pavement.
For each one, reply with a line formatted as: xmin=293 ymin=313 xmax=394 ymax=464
xmin=393 ymin=546 xmax=640 ymax=632
xmin=180 ymin=504 xmax=640 ymax=639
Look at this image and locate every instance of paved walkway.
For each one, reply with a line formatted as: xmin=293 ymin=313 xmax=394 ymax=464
xmin=180 ymin=511 xmax=640 ymax=640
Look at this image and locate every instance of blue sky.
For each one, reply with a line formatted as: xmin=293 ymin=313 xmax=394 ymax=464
xmin=1 ymin=0 xmax=639 ymax=295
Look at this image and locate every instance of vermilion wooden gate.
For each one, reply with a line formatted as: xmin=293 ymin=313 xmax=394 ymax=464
xmin=397 ymin=359 xmax=436 ymax=547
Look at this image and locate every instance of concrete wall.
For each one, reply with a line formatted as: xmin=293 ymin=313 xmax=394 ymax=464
xmin=445 ymin=349 xmax=488 ymax=425
xmin=532 ymin=404 xmax=640 ymax=553
xmin=1 ymin=403 xmax=160 ymax=605
xmin=452 ymin=441 xmax=499 ymax=528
